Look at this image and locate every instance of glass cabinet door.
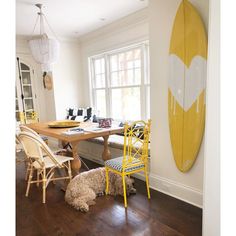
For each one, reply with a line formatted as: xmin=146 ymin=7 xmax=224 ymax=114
xmin=15 ymin=87 xmax=21 ymax=122
xmin=16 ymin=58 xmax=38 ymax=124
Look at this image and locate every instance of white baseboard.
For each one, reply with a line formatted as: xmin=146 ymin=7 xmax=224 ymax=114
xmin=125 ymin=172 xmax=202 ymax=208
xmin=148 ymin=173 xmax=203 ymax=208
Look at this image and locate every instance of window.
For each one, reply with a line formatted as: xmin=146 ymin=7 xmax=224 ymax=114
xmin=89 ymin=42 xmax=150 ymax=121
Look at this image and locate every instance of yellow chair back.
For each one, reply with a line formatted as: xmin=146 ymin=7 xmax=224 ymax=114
xmin=18 ymin=111 xmax=39 ymax=124
xmin=122 ymin=119 xmax=151 ymax=172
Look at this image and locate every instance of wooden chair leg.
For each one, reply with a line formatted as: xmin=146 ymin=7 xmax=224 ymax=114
xmin=105 ymin=168 xmax=109 ymax=195
xmin=68 ymin=161 xmax=72 ymax=180
xmin=25 ymin=167 xmax=33 ymax=197
xmin=144 ymin=167 xmax=151 ymax=199
xmin=36 ymin=170 xmax=40 ymax=187
xmin=25 ymin=163 xmax=30 ymax=181
xmin=42 ymin=169 xmax=46 ymax=204
xmin=122 ymin=174 xmax=127 ymax=208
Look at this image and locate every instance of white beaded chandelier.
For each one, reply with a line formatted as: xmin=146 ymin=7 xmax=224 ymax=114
xmin=28 ymin=4 xmax=60 ymax=73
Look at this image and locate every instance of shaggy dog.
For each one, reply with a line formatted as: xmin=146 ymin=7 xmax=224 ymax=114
xmin=65 ymin=167 xmax=136 ymax=212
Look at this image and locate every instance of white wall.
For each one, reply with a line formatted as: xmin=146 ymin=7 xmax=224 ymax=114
xmin=203 ymin=0 xmax=220 ymax=235
xmin=149 ymin=0 xmax=209 ymax=207
xmin=53 ymin=41 xmax=83 ymax=119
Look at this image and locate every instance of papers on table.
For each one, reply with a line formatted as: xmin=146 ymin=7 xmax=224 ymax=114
xmin=62 ymin=127 xmax=84 ymax=136
xmin=62 ymin=124 xmax=121 ymax=135
xmin=83 ymin=127 xmax=104 ymax=133
xmin=83 ymin=126 xmax=120 ymax=133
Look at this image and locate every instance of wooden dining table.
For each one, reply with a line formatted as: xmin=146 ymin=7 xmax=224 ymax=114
xmin=27 ymin=121 xmax=124 ymax=174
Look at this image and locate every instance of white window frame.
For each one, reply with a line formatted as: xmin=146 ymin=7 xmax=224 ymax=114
xmin=89 ymin=41 xmax=150 ymax=121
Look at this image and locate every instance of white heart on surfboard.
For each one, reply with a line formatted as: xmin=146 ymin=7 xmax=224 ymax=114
xmin=169 ymin=54 xmax=207 ymax=111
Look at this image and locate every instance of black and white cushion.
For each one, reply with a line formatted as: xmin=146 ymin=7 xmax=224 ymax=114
xmin=105 ymin=157 xmax=144 ymax=173
xmin=66 ymin=107 xmax=92 ymax=122
xmin=83 ymin=107 xmax=92 ymax=121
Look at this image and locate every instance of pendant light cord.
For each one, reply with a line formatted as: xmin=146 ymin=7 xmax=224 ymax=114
xmin=29 ymin=4 xmax=59 ymax=41
xmin=43 ymin=14 xmax=59 ymax=40
xmin=29 ymin=14 xmax=39 ymax=39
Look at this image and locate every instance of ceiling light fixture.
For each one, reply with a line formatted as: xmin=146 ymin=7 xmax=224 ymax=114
xmin=28 ymin=4 xmax=60 ymax=73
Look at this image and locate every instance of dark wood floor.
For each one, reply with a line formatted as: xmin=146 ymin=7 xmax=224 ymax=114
xmin=16 ymin=153 xmax=202 ymax=236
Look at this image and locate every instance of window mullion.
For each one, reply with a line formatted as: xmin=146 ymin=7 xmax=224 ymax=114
xmin=105 ymin=54 xmax=111 ymax=117
xmin=110 ymin=84 xmax=140 ymax=89
xmin=140 ymin=44 xmax=146 ymax=120
xmin=89 ymin=58 xmax=95 ymax=109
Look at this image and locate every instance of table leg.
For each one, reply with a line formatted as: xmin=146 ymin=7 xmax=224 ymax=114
xmin=102 ymin=135 xmax=111 ymax=161
xmin=70 ymin=141 xmax=81 ymax=175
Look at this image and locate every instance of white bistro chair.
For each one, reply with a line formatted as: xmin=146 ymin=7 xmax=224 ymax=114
xmin=19 ymin=125 xmax=49 ymax=144
xmin=18 ymin=132 xmax=73 ymax=203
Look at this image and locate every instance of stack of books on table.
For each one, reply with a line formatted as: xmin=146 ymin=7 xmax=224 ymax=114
xmin=62 ymin=127 xmax=84 ymax=136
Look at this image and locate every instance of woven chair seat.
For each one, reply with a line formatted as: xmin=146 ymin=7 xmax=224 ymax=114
xmin=105 ymin=156 xmax=144 ymax=173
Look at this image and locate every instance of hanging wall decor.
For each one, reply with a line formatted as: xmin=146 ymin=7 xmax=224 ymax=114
xmin=43 ymin=72 xmax=53 ymax=90
xmin=168 ymin=0 xmax=207 ymax=172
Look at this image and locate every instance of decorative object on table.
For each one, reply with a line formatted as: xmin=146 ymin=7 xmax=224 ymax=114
xmin=48 ymin=120 xmax=80 ymax=128
xmin=66 ymin=107 xmax=92 ymax=122
xmin=98 ymin=118 xmax=112 ymax=128
xmin=92 ymin=114 xmax=101 ymax=123
xmin=105 ymin=120 xmax=151 ymax=208
xmin=43 ymin=72 xmax=53 ymax=90
xmin=18 ymin=132 xmax=73 ymax=203
xmin=28 ymin=4 xmax=60 ymax=86
xmin=65 ymin=167 xmax=136 ymax=212
xmin=168 ymin=0 xmax=207 ymax=172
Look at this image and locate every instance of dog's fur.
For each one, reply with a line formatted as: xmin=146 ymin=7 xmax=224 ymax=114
xmin=65 ymin=167 xmax=136 ymax=212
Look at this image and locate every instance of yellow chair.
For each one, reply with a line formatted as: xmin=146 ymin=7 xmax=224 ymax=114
xmin=105 ymin=119 xmax=151 ymax=207
xmin=18 ymin=111 xmax=26 ymax=124
xmin=26 ymin=111 xmax=39 ymax=124
xmin=18 ymin=111 xmax=38 ymax=124
xmin=18 ymin=132 xmax=73 ymax=203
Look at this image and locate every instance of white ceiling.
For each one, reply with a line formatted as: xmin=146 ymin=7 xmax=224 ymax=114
xmin=16 ymin=0 xmax=148 ymax=39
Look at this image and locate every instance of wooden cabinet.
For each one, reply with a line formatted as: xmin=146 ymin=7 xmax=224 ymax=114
xmin=16 ymin=58 xmax=38 ymax=123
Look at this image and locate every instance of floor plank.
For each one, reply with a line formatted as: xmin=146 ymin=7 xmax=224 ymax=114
xmin=16 ymin=152 xmax=202 ymax=236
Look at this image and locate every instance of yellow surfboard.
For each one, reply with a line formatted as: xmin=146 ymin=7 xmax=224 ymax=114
xmin=168 ymin=0 xmax=207 ymax=172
